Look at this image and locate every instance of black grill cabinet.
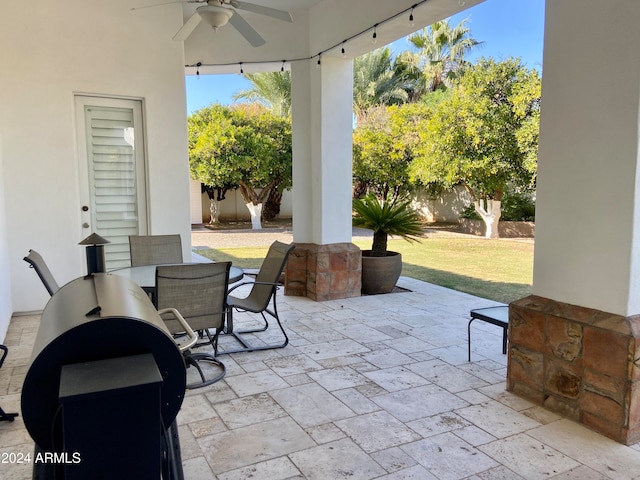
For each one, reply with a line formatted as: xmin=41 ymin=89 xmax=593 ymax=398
xmin=21 ymin=273 xmax=186 ymax=479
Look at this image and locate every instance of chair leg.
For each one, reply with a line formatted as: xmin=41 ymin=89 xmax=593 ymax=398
xmin=184 ymin=352 xmax=225 ymax=389
xmin=218 ymin=296 xmax=288 ymax=354
xmin=0 ymin=345 xmax=18 ymax=421
xmin=0 ymin=407 xmax=18 ymax=422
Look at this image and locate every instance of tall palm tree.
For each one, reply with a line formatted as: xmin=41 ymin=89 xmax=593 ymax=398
xmin=403 ymin=18 xmax=482 ymax=94
xmin=353 ymin=47 xmax=409 ymax=123
xmin=233 ymin=71 xmax=292 ymax=117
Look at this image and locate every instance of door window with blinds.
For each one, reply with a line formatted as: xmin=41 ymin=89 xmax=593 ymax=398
xmin=76 ymin=96 xmax=148 ymax=270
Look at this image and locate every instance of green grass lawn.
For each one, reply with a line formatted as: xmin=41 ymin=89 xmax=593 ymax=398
xmin=195 ymin=236 xmax=533 ymax=304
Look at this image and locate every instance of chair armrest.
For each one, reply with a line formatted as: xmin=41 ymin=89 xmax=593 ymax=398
xmin=157 ymin=308 xmax=198 ymax=352
xmin=227 ymin=280 xmax=281 ymax=295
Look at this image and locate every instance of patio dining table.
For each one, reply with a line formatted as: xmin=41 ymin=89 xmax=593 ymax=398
xmin=110 ymin=263 xmax=244 ymax=296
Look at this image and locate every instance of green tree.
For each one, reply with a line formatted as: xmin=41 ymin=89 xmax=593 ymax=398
xmin=188 ymin=104 xmax=292 ymax=229
xmin=233 ymin=71 xmax=292 ymax=117
xmin=401 ymin=18 xmax=482 ymax=95
xmin=411 ymin=58 xmax=540 ymax=238
xmin=353 ymin=103 xmax=431 ymax=199
xmin=353 ymin=47 xmax=409 ymax=123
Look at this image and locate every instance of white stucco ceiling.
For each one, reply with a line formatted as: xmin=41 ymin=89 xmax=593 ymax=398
xmin=168 ymin=0 xmax=485 ymax=74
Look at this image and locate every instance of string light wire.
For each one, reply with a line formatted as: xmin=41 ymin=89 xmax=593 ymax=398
xmin=187 ymin=1 xmax=437 ymax=72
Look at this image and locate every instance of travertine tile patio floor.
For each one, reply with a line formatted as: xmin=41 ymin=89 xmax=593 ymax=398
xmin=2 ymin=276 xmax=640 ymax=479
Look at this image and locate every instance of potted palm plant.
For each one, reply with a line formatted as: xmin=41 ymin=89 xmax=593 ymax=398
xmin=353 ymin=194 xmax=424 ymax=294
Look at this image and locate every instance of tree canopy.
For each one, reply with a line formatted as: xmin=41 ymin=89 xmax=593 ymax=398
xmin=188 ymin=103 xmax=292 ymax=228
xmin=353 ymin=103 xmax=431 ymax=200
xmin=410 ymin=57 xmax=541 ymax=236
xmin=401 ymin=18 xmax=482 ymax=94
xmin=233 ymin=71 xmax=292 ymax=118
xmin=352 ymin=48 xmax=410 ymax=123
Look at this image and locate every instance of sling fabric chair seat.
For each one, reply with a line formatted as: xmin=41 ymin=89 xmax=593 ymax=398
xmin=23 ymin=249 xmax=60 ymax=296
xmin=222 ymin=241 xmax=294 ymax=354
xmin=155 ymin=262 xmax=231 ymax=388
xmin=129 ymin=234 xmax=183 ymax=267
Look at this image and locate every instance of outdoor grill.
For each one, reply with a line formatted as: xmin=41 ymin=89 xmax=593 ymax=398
xmin=21 ymin=273 xmax=186 ymax=479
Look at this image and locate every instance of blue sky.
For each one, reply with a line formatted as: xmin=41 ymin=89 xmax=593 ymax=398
xmin=186 ymin=0 xmax=545 ymax=114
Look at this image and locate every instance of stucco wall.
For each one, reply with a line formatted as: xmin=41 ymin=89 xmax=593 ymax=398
xmin=194 ymin=187 xmax=293 ymax=223
xmin=413 ymin=185 xmax=470 ymax=223
xmin=0 ymin=136 xmax=12 ymax=340
xmin=0 ymin=0 xmax=191 ymax=313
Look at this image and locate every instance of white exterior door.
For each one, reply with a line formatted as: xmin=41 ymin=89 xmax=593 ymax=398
xmin=76 ymin=96 xmax=148 ymax=270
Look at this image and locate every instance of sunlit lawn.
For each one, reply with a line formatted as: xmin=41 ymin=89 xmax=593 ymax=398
xmin=196 ymin=236 xmax=533 ymax=304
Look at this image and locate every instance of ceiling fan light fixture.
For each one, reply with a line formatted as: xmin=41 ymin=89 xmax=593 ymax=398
xmin=197 ymin=5 xmax=234 ymax=30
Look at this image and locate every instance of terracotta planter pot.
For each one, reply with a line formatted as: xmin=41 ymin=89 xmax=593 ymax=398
xmin=360 ymin=250 xmax=402 ymax=294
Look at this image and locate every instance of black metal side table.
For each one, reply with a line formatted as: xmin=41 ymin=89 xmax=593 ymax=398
xmin=0 ymin=344 xmax=18 ymax=421
xmin=468 ymin=305 xmax=509 ymax=361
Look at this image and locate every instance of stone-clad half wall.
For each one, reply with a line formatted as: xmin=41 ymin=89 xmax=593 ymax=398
xmin=508 ymin=296 xmax=640 ymax=445
xmin=284 ymin=243 xmax=361 ymax=301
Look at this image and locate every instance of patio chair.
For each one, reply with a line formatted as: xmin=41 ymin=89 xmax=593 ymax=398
xmin=23 ymin=249 xmax=60 ymax=296
xmin=222 ymin=241 xmax=294 ymax=354
xmin=155 ymin=262 xmax=231 ymax=388
xmin=129 ymin=234 xmax=183 ymax=267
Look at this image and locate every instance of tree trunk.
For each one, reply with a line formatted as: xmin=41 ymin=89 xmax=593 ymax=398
xmin=474 ymin=199 xmax=502 ymax=239
xmin=263 ymin=188 xmax=282 ymax=221
xmin=371 ymin=230 xmax=388 ymax=257
xmin=245 ymin=202 xmax=263 ymax=230
xmin=208 ymin=198 xmax=221 ymax=224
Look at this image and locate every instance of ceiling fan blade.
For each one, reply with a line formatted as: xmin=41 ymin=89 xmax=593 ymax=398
xmin=173 ymin=11 xmax=202 ymax=41
xmin=131 ymin=0 xmax=203 ymax=11
xmin=228 ymin=12 xmax=266 ymax=47
xmin=229 ymin=0 xmax=293 ymax=23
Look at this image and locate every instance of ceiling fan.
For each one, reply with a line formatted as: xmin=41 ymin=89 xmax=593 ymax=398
xmin=172 ymin=0 xmax=293 ymax=47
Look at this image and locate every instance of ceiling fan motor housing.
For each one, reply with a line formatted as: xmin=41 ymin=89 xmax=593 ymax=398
xmin=197 ymin=5 xmax=234 ymax=30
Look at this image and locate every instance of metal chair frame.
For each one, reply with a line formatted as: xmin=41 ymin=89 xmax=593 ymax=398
xmin=23 ymin=249 xmax=60 ymax=296
xmin=221 ymin=241 xmax=294 ymax=354
xmin=0 ymin=345 xmax=18 ymax=421
xmin=155 ymin=262 xmax=231 ymax=388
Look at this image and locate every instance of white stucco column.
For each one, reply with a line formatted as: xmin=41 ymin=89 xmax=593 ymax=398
xmin=290 ymin=57 xmax=353 ymax=245
xmin=532 ymin=0 xmax=640 ymax=316
xmin=287 ymin=57 xmax=361 ymax=300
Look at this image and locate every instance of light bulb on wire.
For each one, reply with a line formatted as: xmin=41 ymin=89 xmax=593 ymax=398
xmin=372 ymin=25 xmax=378 ymax=44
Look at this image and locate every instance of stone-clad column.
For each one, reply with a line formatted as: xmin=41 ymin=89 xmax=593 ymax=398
xmin=285 ymin=57 xmax=361 ymax=300
xmin=507 ymin=0 xmax=640 ymax=444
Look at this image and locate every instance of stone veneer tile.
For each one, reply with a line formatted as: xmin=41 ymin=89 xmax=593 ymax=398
xmin=584 ymin=370 xmax=625 ymax=404
xmin=583 ymin=326 xmax=629 ymax=378
xmin=330 ymin=251 xmax=348 ymax=271
xmin=509 ymin=306 xmax=545 ymax=352
xmin=545 ymin=357 xmax=582 ymax=400
xmin=330 ymin=270 xmax=348 ymax=293
xmin=629 ymin=384 xmax=640 ymax=428
xmin=581 ymin=390 xmax=624 ymax=425
xmin=508 ymin=346 xmax=544 ymax=389
xmin=581 ymin=411 xmax=622 ymax=445
xmin=543 ymin=394 xmax=580 ymax=422
xmin=286 ymin=250 xmax=307 ymax=271
xmin=545 ymin=317 xmax=583 ymax=364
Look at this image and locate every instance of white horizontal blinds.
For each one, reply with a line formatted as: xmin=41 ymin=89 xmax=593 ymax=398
xmin=85 ymin=106 xmax=139 ymax=269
